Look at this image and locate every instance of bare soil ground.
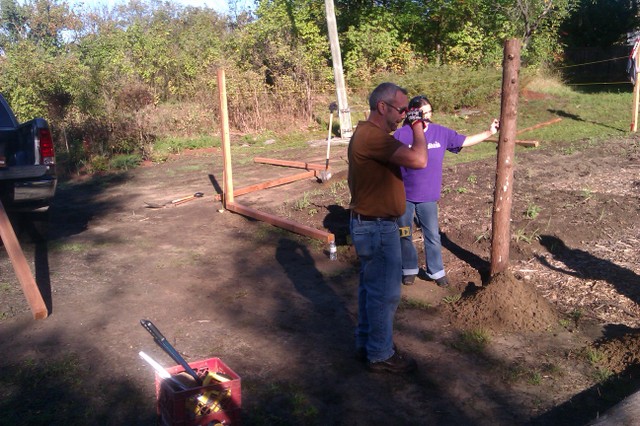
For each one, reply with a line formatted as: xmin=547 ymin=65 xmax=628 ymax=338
xmin=0 ymin=128 xmax=639 ymax=425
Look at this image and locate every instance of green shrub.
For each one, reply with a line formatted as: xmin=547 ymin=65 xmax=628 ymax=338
xmin=110 ymin=154 xmax=142 ymax=170
xmin=379 ymin=65 xmax=504 ymax=112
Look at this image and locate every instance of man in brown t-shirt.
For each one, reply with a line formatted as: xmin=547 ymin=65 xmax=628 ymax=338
xmin=348 ymin=82 xmax=428 ymax=374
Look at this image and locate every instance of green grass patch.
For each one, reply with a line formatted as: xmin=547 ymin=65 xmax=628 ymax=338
xmin=442 ymin=293 xmax=461 ymax=304
xmin=152 ymin=135 xmax=219 ymax=159
xmin=584 ymin=347 xmax=605 ymax=365
xmin=513 ymin=227 xmax=540 ymax=244
xmin=503 ymin=362 xmax=548 ymax=384
xmin=243 ymin=381 xmax=320 ymax=425
xmin=175 ymin=163 xmax=207 ymax=172
xmin=429 ymin=72 xmax=634 ymax=167
xmin=452 ymin=328 xmax=490 ymax=353
xmin=593 ymin=367 xmax=613 ymax=383
xmin=525 ymin=203 xmax=541 ymax=220
xmin=49 ymin=242 xmax=90 ymax=252
xmin=231 ymin=129 xmax=327 ymax=156
xmin=109 ymin=153 xmax=142 ymax=170
xmin=399 ymin=296 xmax=432 ymax=311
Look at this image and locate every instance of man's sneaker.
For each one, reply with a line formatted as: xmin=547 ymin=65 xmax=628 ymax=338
xmin=367 ymin=351 xmax=417 ymax=374
xmin=402 ymin=274 xmax=417 ymax=286
xmin=435 ymin=276 xmax=449 ymax=288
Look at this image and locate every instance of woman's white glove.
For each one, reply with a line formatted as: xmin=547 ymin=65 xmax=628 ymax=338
xmin=490 ymin=119 xmax=500 ymax=135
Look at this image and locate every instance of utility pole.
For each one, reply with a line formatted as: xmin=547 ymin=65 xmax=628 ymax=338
xmin=324 ymin=0 xmax=352 ymax=139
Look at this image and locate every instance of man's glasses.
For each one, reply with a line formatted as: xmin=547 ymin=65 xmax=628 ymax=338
xmin=382 ymin=101 xmax=408 ymax=115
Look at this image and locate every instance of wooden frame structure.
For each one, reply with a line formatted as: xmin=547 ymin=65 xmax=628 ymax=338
xmin=0 ymin=200 xmax=47 ymax=319
xmin=217 ymin=69 xmax=335 ymax=244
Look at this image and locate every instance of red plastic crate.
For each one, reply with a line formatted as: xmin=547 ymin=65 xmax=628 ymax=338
xmin=155 ymin=357 xmax=241 ymax=426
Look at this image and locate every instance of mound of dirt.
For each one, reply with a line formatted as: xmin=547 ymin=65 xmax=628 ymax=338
xmin=447 ymin=271 xmax=560 ymax=333
xmin=592 ymin=330 xmax=640 ymax=374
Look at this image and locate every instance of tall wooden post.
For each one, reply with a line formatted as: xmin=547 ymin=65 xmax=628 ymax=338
xmin=632 ymin=43 xmax=640 ymax=132
xmin=217 ymin=69 xmax=234 ymax=207
xmin=490 ymin=39 xmax=521 ymax=277
xmin=324 ymin=0 xmax=352 ymax=139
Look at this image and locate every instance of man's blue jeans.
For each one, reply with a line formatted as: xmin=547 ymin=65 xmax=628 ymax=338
xmin=350 ymin=216 xmax=401 ymax=363
xmin=398 ymin=201 xmax=446 ymax=280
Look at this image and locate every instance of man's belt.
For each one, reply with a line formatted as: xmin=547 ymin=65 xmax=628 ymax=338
xmin=352 ymin=212 xmax=397 ymax=222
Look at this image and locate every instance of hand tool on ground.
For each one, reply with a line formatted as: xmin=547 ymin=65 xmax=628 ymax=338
xmin=172 ymin=191 xmax=204 ymax=205
xmin=144 ymin=192 xmax=204 ymax=208
xmin=140 ymin=319 xmax=202 ymax=385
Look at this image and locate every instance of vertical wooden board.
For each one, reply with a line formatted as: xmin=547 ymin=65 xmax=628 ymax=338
xmin=632 ymin=42 xmax=640 ymax=132
xmin=0 ymin=201 xmax=47 ymax=319
xmin=217 ymin=69 xmax=234 ymax=206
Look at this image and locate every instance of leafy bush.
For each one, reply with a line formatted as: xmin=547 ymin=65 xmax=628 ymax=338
xmin=374 ymin=65 xmax=503 ymax=112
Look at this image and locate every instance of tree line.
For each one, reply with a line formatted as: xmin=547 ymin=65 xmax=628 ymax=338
xmin=0 ymin=0 xmax=637 ymax=169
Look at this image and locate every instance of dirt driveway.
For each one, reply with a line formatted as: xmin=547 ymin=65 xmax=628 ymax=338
xmin=0 ymin=132 xmax=639 ymax=425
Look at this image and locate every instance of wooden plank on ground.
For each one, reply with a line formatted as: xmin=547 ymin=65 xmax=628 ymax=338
xmin=226 ymin=201 xmax=335 ymax=243
xmin=489 ymin=139 xmax=539 ymax=147
xmin=487 ymin=117 xmax=561 ymax=146
xmin=215 ymin=170 xmax=317 ymax=201
xmin=516 ymin=117 xmax=562 ymax=135
xmin=0 ymin=200 xmax=47 ymax=319
xmin=254 ymin=157 xmax=328 ymax=171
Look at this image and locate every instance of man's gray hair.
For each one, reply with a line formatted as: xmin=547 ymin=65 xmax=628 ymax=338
xmin=368 ymin=82 xmax=408 ymax=111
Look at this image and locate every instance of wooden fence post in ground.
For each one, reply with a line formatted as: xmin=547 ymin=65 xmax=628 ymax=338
xmin=490 ymin=39 xmax=521 ymax=277
xmin=217 ymin=69 xmax=234 ymax=207
xmin=632 ymin=41 xmax=640 ymax=132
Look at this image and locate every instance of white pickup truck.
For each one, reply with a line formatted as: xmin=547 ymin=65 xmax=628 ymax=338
xmin=0 ymin=93 xmax=57 ymax=212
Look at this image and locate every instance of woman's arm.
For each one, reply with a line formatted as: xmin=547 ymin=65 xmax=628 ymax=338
xmin=462 ymin=119 xmax=500 ymax=147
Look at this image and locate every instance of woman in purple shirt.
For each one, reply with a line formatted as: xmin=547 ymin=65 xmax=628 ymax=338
xmin=394 ymin=95 xmax=499 ymax=287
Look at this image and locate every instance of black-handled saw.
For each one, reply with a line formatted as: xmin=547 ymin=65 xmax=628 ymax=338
xmin=140 ymin=319 xmax=202 ymax=385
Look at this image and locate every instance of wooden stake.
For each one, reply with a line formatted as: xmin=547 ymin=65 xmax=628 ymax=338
xmin=490 ymin=39 xmax=521 ymax=277
xmin=0 ymin=201 xmax=47 ymax=319
xmin=217 ymin=69 xmax=234 ymax=206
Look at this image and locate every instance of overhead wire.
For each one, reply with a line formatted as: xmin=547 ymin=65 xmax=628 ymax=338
xmin=553 ymin=54 xmax=632 ymax=87
xmin=555 ymin=56 xmax=628 ymax=69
